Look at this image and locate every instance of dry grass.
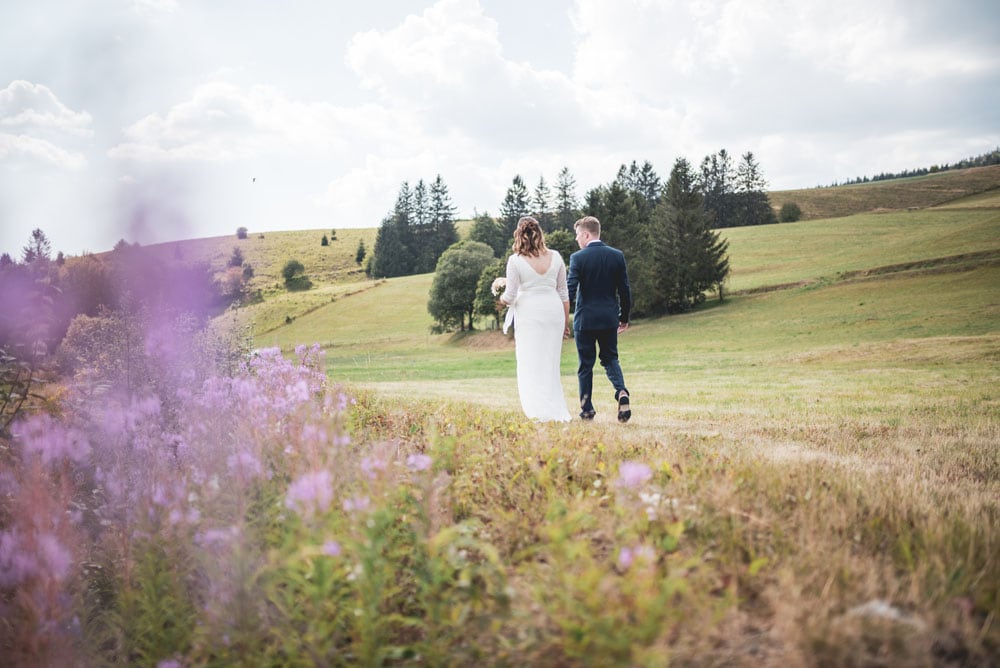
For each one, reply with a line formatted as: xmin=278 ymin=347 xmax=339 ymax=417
xmin=770 ymin=164 xmax=1000 ymax=220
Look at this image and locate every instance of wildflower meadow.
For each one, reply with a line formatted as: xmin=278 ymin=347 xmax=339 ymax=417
xmin=1 ymin=324 xmax=725 ymax=666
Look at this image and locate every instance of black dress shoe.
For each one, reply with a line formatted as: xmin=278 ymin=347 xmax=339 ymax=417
xmin=616 ymin=391 xmax=631 ymax=423
xmin=580 ymin=410 xmax=596 ymax=421
xmin=580 ymin=395 xmax=595 ymax=420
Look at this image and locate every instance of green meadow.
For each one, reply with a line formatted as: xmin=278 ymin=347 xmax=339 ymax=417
xmin=177 ymin=168 xmax=999 ymax=663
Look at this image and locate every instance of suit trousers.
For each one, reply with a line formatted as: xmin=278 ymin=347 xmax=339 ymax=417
xmin=575 ymin=327 xmax=627 ymax=412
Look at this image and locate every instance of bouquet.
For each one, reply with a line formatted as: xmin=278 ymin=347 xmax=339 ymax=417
xmin=491 ymin=277 xmax=506 ymax=297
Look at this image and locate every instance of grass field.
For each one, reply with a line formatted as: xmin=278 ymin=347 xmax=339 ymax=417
xmin=223 ymin=169 xmax=998 ymax=663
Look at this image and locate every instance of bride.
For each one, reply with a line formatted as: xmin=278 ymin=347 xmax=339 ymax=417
xmin=498 ymin=217 xmax=572 ymax=422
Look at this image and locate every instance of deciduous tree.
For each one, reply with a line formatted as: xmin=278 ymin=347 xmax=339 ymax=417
xmin=427 ymin=240 xmax=495 ymax=331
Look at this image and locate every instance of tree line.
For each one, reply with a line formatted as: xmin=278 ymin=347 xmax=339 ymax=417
xmin=410 ymin=150 xmax=777 ymax=331
xmin=366 ymin=176 xmax=460 ymax=278
xmin=827 ymin=148 xmax=1000 ymax=187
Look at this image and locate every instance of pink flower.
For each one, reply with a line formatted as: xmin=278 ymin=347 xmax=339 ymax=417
xmin=616 ymin=461 xmax=652 ymax=489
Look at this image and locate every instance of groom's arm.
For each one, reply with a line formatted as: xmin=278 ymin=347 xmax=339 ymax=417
xmin=566 ymin=254 xmax=580 ymax=310
xmin=616 ymin=252 xmax=632 ymax=325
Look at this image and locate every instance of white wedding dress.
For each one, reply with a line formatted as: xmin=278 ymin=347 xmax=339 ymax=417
xmin=501 ymin=251 xmax=572 ymax=423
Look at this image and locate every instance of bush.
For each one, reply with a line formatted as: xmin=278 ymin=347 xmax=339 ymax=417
xmin=282 ymin=259 xmax=305 ymax=283
xmin=779 ymin=202 xmax=802 ymax=223
xmin=236 ymin=226 xmax=248 ymax=239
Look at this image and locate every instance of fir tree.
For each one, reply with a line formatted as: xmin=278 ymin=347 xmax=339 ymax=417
xmin=734 ymin=151 xmax=778 ymax=226
xmin=651 ymin=158 xmax=730 ymax=313
xmin=499 ymin=175 xmax=530 ymax=238
xmin=555 ymin=167 xmax=579 ymax=232
xmin=429 ymin=175 xmax=459 ymax=267
xmin=533 ymin=176 xmax=553 ymax=231
xmin=699 ymin=149 xmax=737 ymax=228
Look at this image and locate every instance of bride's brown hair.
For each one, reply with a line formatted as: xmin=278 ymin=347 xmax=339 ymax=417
xmin=512 ymin=216 xmax=548 ymax=257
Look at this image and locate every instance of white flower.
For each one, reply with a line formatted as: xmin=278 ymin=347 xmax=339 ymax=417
xmin=491 ymin=277 xmax=507 ymax=297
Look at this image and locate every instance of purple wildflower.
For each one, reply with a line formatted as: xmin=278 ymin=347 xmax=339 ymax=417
xmin=195 ymin=526 xmax=240 ymax=550
xmin=37 ymin=532 xmax=73 ymax=582
xmin=322 ymin=540 xmax=342 ymax=557
xmin=285 ymin=470 xmax=334 ymax=517
xmin=14 ymin=413 xmax=91 ymax=465
xmin=0 ymin=530 xmax=36 ymax=587
xmin=360 ymin=456 xmax=387 ymax=480
xmin=406 ymin=454 xmax=433 ymax=472
xmin=342 ymin=495 xmax=371 ymax=513
xmin=617 ymin=544 xmax=656 ymax=571
xmin=226 ymin=450 xmax=264 ymax=480
xmin=617 ymin=546 xmax=634 ymax=571
xmin=616 ymin=461 xmax=653 ymax=489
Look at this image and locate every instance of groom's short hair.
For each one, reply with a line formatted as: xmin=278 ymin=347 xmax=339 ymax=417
xmin=575 ymin=216 xmax=601 ymax=237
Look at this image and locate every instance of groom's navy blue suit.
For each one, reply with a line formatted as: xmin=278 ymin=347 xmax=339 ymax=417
xmin=567 ymin=240 xmax=631 ymax=417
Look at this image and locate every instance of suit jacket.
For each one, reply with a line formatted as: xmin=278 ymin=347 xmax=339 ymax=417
xmin=567 ymin=240 xmax=631 ymax=331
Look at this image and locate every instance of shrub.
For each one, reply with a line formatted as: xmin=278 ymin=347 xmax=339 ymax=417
xmin=281 ymin=259 xmax=305 ymax=283
xmin=779 ymin=201 xmax=802 ymax=222
xmin=236 ymin=226 xmax=248 ymax=239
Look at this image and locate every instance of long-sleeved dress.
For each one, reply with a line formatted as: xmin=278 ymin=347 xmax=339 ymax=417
xmin=501 ymin=251 xmax=572 ymax=422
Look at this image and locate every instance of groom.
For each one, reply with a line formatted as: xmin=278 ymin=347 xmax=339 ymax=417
xmin=567 ymin=216 xmax=632 ymax=422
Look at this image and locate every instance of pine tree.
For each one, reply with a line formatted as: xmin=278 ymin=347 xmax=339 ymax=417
xmin=499 ymin=175 xmax=530 ymax=238
xmin=635 ymin=161 xmax=662 ymax=210
xmin=21 ymin=228 xmax=52 ymax=264
xmin=429 ymin=175 xmax=459 ymax=266
xmin=734 ymin=151 xmax=778 ymax=227
xmin=369 ymin=216 xmax=409 ymax=278
xmin=533 ymin=176 xmax=553 ymax=231
xmin=699 ymin=149 xmax=737 ymax=228
xmin=555 ymin=167 xmax=579 ymax=231
xmin=595 ymin=181 xmax=654 ymax=314
xmin=651 ymin=158 xmax=730 ymax=313
xmin=411 ymin=179 xmax=437 ymax=273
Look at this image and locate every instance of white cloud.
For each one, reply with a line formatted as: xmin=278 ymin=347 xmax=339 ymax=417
xmin=0 ymin=80 xmax=92 ymax=169
xmin=109 ymin=82 xmax=366 ymax=162
xmin=1 ymin=0 xmax=997 ymax=257
xmin=132 ymin=0 xmax=179 ymax=16
xmin=0 ymin=134 xmax=87 ymax=170
xmin=0 ymin=81 xmax=92 ymax=135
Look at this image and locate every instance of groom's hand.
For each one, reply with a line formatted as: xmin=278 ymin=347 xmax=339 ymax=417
xmin=617 ymin=322 xmax=629 ymax=334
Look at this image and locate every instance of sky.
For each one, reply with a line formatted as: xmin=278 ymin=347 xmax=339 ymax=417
xmin=1 ymin=0 xmax=998 ymax=257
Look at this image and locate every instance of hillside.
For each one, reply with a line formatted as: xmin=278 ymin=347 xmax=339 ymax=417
xmin=769 ymin=163 xmax=1000 ymax=220
xmin=149 ymin=164 xmax=999 ymax=346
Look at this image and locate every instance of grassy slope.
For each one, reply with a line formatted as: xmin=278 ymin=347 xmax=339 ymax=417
xmin=193 ymin=169 xmax=1000 ymax=661
xmin=770 ymin=163 xmax=1000 ymax=220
